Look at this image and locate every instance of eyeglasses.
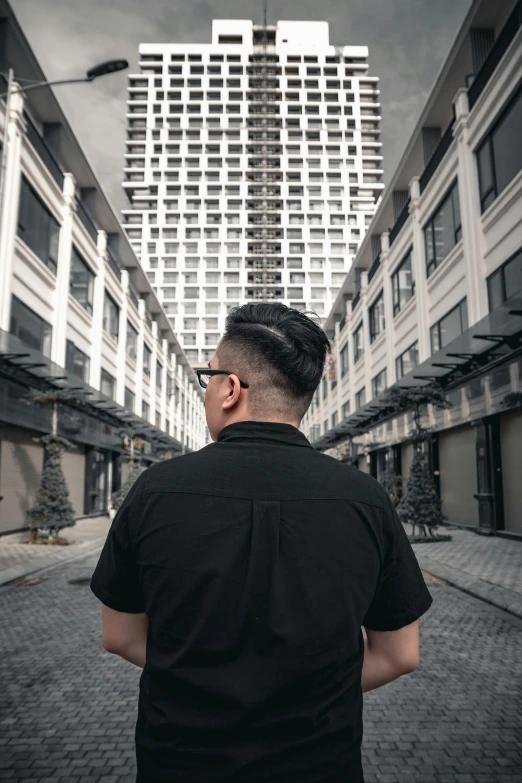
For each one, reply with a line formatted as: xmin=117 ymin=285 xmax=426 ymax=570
xmin=196 ymin=369 xmax=250 ymax=390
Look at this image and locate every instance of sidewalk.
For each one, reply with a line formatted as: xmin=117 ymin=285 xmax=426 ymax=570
xmin=406 ymin=522 xmax=522 ymax=620
xmin=1 ymin=516 xmax=521 ymax=620
xmin=0 ymin=515 xmax=111 ymax=587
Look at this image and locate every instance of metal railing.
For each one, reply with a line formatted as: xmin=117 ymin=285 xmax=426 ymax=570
xmin=419 ymin=117 xmax=455 ymax=194
xmin=24 ymin=112 xmax=64 ymax=188
xmin=106 ymin=249 xmax=121 ymax=281
xmin=127 ymin=280 xmax=139 ymax=308
xmin=368 ymin=254 xmax=381 ymax=283
xmin=75 ymin=198 xmax=98 ymax=243
xmin=388 ymin=198 xmax=411 ymax=246
xmin=468 ymin=1 xmax=522 ymax=110
xmin=351 ymin=288 xmax=361 ymax=311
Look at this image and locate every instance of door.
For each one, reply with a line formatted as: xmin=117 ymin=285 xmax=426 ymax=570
xmin=85 ymin=449 xmax=108 ymax=515
xmin=474 ymin=418 xmax=503 ymax=531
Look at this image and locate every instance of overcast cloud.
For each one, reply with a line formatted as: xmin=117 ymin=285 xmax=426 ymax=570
xmin=12 ymin=0 xmax=471 ymax=215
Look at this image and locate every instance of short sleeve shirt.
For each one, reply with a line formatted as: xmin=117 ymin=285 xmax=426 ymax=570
xmin=91 ymin=420 xmax=433 ymax=783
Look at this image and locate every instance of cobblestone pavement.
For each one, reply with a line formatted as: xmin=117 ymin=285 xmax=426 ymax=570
xmin=0 ymin=550 xmax=521 ymax=783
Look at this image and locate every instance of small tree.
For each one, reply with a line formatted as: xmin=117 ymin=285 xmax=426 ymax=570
xmin=27 ymin=434 xmax=75 ymax=542
xmin=111 ymin=457 xmax=143 ymax=514
xmin=397 ymin=449 xmax=443 ymax=537
xmin=380 ymin=470 xmax=403 ymax=508
xmin=24 ymin=388 xmax=84 ymax=542
xmin=380 ymin=383 xmax=452 ymax=539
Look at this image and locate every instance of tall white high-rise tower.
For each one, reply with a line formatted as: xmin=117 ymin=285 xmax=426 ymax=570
xmin=122 ymin=18 xmax=383 ymax=368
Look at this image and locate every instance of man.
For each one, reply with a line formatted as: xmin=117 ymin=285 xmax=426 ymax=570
xmin=91 ymin=302 xmax=433 ymax=783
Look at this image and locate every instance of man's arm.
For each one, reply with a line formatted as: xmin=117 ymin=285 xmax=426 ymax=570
xmin=101 ymin=604 xmax=149 ymax=669
xmin=361 ymin=623 xmax=419 ymax=693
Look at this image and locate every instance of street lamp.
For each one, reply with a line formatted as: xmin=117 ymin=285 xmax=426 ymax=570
xmin=0 ymin=59 xmax=129 ymax=99
xmin=0 ymin=58 xmax=128 ymax=243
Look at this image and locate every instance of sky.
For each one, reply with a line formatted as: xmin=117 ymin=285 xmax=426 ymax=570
xmin=12 ymin=0 xmax=471 ymax=216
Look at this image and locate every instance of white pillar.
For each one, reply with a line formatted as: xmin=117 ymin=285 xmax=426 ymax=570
xmin=116 ymin=270 xmax=129 ymax=406
xmin=151 ymin=320 xmax=158 ymax=424
xmin=409 ymin=176 xmax=431 ymax=362
xmin=136 ymin=299 xmax=146 ymax=416
xmin=453 ymin=88 xmax=488 ymax=323
xmin=160 ymin=338 xmax=168 ymax=431
xmin=380 ymin=231 xmax=395 ymax=386
xmin=0 ymin=86 xmax=26 ymax=332
xmin=360 ymin=270 xmax=371 ymax=401
xmin=90 ymin=230 xmax=107 ymax=389
xmin=51 ymin=173 xmax=76 ymax=367
xmin=347 ymin=299 xmax=355 ymax=413
xmin=333 ymin=320 xmax=341 ymax=420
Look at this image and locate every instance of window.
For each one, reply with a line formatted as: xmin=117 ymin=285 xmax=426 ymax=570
xmin=156 ymin=360 xmax=163 ymax=391
xmin=70 ymin=247 xmax=94 ymax=313
xmin=322 ymin=376 xmax=328 ymax=400
xmin=342 ymin=400 xmax=350 ymax=419
xmin=142 ymin=400 xmax=150 ymax=421
xmin=124 ymin=386 xmax=135 ymax=413
xmin=355 ymin=387 xmax=366 ymax=410
xmin=392 ymin=249 xmax=415 ymax=315
xmin=332 ymin=411 xmax=338 ymax=427
xmin=340 ymin=342 xmax=349 ymax=377
xmin=372 ymin=368 xmax=387 ymax=398
xmin=369 ymin=291 xmax=385 ymax=343
xmin=396 ymin=341 xmax=418 ymax=379
xmin=430 ymin=298 xmax=468 ymax=354
xmin=66 ymin=339 xmax=90 ymax=382
xmin=9 ymin=295 xmax=52 ymax=357
xmin=487 ymin=246 xmax=522 ymax=310
xmin=17 ymin=176 xmax=60 ymax=274
xmin=100 ymin=368 xmax=116 ymax=399
xmin=476 ymin=85 xmax=522 ymax=212
xmin=353 ymin=321 xmax=364 ymax=363
xmin=103 ymin=292 xmax=119 ymax=341
xmin=143 ymin=344 xmax=152 ymax=376
xmin=126 ymin=321 xmax=138 ymax=362
xmin=424 ymin=180 xmax=462 ymax=277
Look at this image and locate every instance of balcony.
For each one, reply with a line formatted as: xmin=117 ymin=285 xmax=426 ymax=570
xmin=76 ymin=198 xmax=98 ymax=243
xmin=388 ymin=198 xmax=411 ymax=247
xmin=24 ymin=113 xmax=64 ymax=189
xmin=468 ymin=1 xmax=522 ymax=110
xmin=419 ymin=116 xmax=455 ymax=194
xmin=368 ymin=254 xmax=381 ymax=283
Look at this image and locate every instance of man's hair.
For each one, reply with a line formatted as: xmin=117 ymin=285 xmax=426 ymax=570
xmin=216 ymin=302 xmax=331 ymax=421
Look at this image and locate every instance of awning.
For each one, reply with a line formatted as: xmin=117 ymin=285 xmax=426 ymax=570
xmin=314 ymin=292 xmax=522 ymax=450
xmin=0 ymin=328 xmax=185 ymax=454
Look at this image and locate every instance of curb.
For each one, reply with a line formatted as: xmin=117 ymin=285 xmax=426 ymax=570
xmin=417 ymin=553 xmax=522 ymax=620
xmin=0 ymin=537 xmax=105 ymax=588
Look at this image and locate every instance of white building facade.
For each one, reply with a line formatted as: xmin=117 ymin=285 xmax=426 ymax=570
xmin=0 ymin=0 xmax=207 ymax=534
xmin=303 ymin=0 xmax=522 ymax=538
xmin=122 ymin=19 xmax=383 ymax=367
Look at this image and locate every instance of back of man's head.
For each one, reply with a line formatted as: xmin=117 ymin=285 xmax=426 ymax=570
xmin=216 ymin=302 xmax=331 ymax=422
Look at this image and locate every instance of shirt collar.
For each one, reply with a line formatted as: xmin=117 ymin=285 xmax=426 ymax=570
xmin=217 ymin=420 xmax=314 ymax=448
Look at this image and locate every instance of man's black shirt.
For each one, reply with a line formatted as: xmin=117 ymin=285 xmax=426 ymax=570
xmin=90 ymin=420 xmax=433 ymax=782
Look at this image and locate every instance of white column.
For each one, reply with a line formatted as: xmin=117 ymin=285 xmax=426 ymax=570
xmin=136 ymin=300 xmax=146 ymax=416
xmin=409 ymin=176 xmax=431 ymax=362
xmin=169 ymin=351 xmax=177 ymax=435
xmin=380 ymin=231 xmax=395 ymax=386
xmin=90 ymin=230 xmax=107 ymax=389
xmin=51 ymin=173 xmax=76 ymax=367
xmin=333 ymin=320 xmax=341 ymax=420
xmin=160 ymin=338 xmax=168 ymax=431
xmin=360 ymin=271 xmax=371 ymax=400
xmin=346 ymin=299 xmax=355 ymax=414
xmin=0 ymin=86 xmax=26 ymax=332
xmin=453 ymin=88 xmax=488 ymax=323
xmin=150 ymin=320 xmax=158 ymax=424
xmin=116 ymin=270 xmax=129 ymax=407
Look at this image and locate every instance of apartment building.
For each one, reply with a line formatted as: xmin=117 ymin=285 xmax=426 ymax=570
xmin=304 ymin=0 xmax=522 ymax=538
xmin=122 ymin=19 xmax=383 ymax=367
xmin=0 ymin=0 xmax=207 ymax=534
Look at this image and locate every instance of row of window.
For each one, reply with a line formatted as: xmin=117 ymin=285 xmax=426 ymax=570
xmin=138 ymin=103 xmax=363 ymax=117
xmin=131 ymin=80 xmax=360 ymax=93
xmin=128 ymin=145 xmax=362 ymax=155
xmin=141 ymin=64 xmax=365 ymax=77
xmin=127 ymin=117 xmax=372 ymax=132
xmin=135 ymin=91 xmax=360 ymax=104
xmin=128 ymin=130 xmax=358 ymax=142
xmin=9 ymin=295 xmax=167 ymax=397
xmin=140 ymin=54 xmax=364 ymax=65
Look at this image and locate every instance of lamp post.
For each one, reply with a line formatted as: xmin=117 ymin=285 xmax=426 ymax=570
xmin=0 ymin=59 xmax=128 ymax=239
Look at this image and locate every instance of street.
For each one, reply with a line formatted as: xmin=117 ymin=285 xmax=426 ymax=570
xmin=0 ymin=553 xmax=521 ymax=783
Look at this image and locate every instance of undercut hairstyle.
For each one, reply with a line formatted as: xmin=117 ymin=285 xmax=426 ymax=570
xmin=216 ymin=302 xmax=331 ymax=421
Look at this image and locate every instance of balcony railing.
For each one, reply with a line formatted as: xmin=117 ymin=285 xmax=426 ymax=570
xmin=76 ymin=198 xmax=98 ymax=243
xmin=106 ymin=249 xmax=121 ymax=281
xmin=468 ymin=1 xmax=522 ymax=110
xmin=368 ymin=254 xmax=381 ymax=283
xmin=24 ymin=113 xmax=64 ymax=189
xmin=351 ymin=288 xmax=361 ymax=311
xmin=419 ymin=116 xmax=455 ymax=194
xmin=388 ymin=197 xmax=411 ymax=247
xmin=128 ymin=280 xmax=139 ymax=308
